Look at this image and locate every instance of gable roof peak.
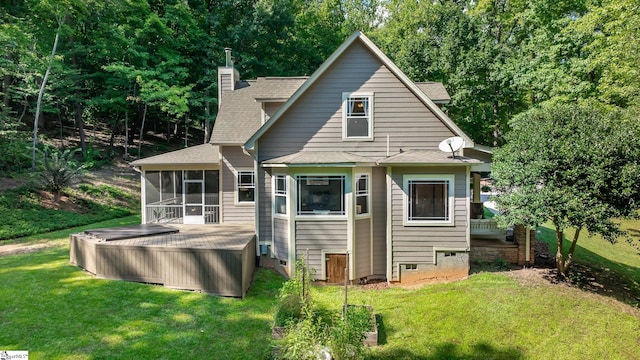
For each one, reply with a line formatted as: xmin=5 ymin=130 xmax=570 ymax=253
xmin=244 ymin=31 xmax=473 ymax=150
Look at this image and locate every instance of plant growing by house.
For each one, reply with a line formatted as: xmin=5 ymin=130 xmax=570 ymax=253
xmin=37 ymin=147 xmax=87 ymax=201
xmin=273 ymin=256 xmax=371 ymax=360
xmin=493 ymin=102 xmax=640 ymax=277
xmin=329 ymin=306 xmax=373 ymax=360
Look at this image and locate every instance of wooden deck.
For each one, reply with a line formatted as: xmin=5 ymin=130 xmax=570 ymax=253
xmin=70 ymin=224 xmax=256 ymax=298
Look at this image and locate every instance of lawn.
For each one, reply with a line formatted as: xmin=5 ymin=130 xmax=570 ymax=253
xmin=1 ymin=222 xmax=639 ymax=359
xmin=536 ymin=219 xmax=640 ymax=303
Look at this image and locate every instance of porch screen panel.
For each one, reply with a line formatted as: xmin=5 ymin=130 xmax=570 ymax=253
xmin=409 ymin=180 xmax=449 ymax=221
xmin=145 ymin=171 xmax=160 ymax=204
xmin=161 ymin=171 xmax=176 ymax=202
xmin=175 ymin=172 xmax=183 ymax=200
xmin=205 ymin=170 xmax=219 ymax=205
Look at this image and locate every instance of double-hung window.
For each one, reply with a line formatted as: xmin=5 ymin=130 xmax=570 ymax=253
xmin=297 ymin=175 xmax=345 ymax=216
xmin=237 ymin=170 xmax=255 ymax=203
xmin=343 ymin=93 xmax=373 ymax=140
xmin=274 ymin=175 xmax=287 ymax=215
xmin=404 ymin=175 xmax=454 ymax=225
xmin=355 ymin=174 xmax=369 ymax=216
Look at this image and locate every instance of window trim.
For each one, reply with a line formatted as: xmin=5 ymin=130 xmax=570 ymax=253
xmin=403 ymin=174 xmax=455 ymax=226
xmin=273 ymin=174 xmax=287 ymax=217
xmin=342 ymin=92 xmax=374 ymax=141
xmin=295 ymin=174 xmax=347 ymax=218
xmin=236 ymin=169 xmax=255 ymax=205
xmin=354 ymin=173 xmax=370 ymax=218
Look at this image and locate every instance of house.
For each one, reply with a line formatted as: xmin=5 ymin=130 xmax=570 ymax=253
xmin=131 ymin=31 xmax=534 ymax=285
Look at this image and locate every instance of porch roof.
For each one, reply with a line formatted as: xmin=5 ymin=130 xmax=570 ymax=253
xmin=378 ymin=149 xmax=482 ymax=166
xmin=262 ymin=151 xmax=377 ymax=167
xmin=130 ymin=143 xmax=220 ymax=167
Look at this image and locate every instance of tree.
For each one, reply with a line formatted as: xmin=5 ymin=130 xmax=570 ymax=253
xmin=492 ymin=102 xmax=640 ymax=276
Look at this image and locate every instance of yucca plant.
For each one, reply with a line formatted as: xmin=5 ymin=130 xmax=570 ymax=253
xmin=37 ymin=147 xmax=86 ymax=201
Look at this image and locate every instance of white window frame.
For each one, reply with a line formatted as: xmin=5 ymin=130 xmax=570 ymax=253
xmin=342 ymin=92 xmax=373 ymax=141
xmin=236 ymin=170 xmax=255 ymax=204
xmin=296 ymin=175 xmax=346 ymax=217
xmin=273 ymin=174 xmax=287 ymax=217
xmin=403 ymin=174 xmax=455 ymax=226
xmin=354 ymin=173 xmax=370 ymax=217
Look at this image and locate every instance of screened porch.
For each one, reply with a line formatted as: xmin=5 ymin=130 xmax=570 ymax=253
xmin=143 ymin=170 xmax=219 ymax=224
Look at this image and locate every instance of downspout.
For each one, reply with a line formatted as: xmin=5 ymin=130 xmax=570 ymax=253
xmin=385 ymin=166 xmax=393 ymax=283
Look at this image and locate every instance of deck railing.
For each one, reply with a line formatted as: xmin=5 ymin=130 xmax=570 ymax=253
xmin=204 ymin=205 xmax=220 ymax=224
xmin=145 ymin=204 xmax=220 ymax=224
xmin=470 ymin=219 xmax=505 ymax=239
xmin=145 ymin=205 xmax=183 ymax=224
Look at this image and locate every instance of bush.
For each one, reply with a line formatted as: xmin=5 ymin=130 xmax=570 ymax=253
xmin=0 ymin=133 xmax=31 ymax=173
xmin=329 ymin=306 xmax=372 ymax=360
xmin=37 ymin=147 xmax=86 ymax=199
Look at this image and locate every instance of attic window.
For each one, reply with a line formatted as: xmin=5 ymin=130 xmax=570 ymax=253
xmin=343 ymin=93 xmax=373 ymax=140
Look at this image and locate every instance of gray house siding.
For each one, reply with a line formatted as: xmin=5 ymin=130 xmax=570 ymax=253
xmin=221 ymin=146 xmax=255 ymax=224
xmin=354 ymin=218 xmax=371 ymax=279
xmin=390 ymin=166 xmax=468 ymax=281
xmin=295 ymin=220 xmax=348 ymax=279
xmin=273 ymin=217 xmax=288 ymax=260
xmin=257 ymin=41 xmax=456 ymax=162
xmin=372 ymin=166 xmax=387 ymax=276
xmin=258 ymin=167 xmax=272 ymax=242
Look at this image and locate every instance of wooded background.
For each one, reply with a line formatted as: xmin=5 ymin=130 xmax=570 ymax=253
xmin=1 ymin=0 xmax=638 ymax=170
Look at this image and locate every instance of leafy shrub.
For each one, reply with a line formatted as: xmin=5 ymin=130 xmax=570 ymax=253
xmin=0 ymin=133 xmax=31 ymax=173
xmin=275 ymin=310 xmax=329 ymax=360
xmin=274 ymin=256 xmax=313 ymax=327
xmin=37 ymin=147 xmax=86 ymax=199
xmin=329 ymin=306 xmax=372 ymax=360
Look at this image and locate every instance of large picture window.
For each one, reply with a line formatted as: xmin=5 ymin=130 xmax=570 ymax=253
xmin=237 ymin=170 xmax=255 ymax=203
xmin=404 ymin=175 xmax=454 ymax=225
xmin=274 ymin=175 xmax=287 ymax=215
xmin=343 ymin=93 xmax=373 ymax=139
xmin=297 ymin=175 xmax=345 ymax=216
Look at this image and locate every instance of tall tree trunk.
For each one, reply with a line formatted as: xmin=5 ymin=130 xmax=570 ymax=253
xmin=2 ymin=74 xmax=10 ymax=108
xmin=32 ymin=20 xmax=62 ymax=170
xmin=184 ymin=116 xmax=189 ymax=147
xmin=75 ymin=100 xmax=86 ymax=155
xmin=124 ymin=111 xmax=129 ymax=159
xmin=556 ymin=227 xmax=582 ymax=276
xmin=492 ymin=101 xmax=500 ymax=147
xmin=137 ymin=104 xmax=147 ymax=158
xmin=204 ymin=89 xmax=210 ymax=144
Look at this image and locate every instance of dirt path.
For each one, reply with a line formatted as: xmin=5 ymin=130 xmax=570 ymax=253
xmin=0 ymin=243 xmax=60 ymax=257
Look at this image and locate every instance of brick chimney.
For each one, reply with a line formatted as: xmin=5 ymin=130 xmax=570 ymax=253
xmin=217 ymin=48 xmax=240 ymax=109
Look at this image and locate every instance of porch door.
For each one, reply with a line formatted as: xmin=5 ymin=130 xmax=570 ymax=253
xmin=326 ymin=254 xmax=347 ymax=284
xmin=183 ymin=180 xmax=205 ymax=224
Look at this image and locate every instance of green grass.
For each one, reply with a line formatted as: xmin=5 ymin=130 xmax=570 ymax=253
xmin=536 ymin=220 xmax=640 ymax=296
xmin=1 ymin=223 xmax=639 ymax=359
xmin=0 ymin=248 xmax=284 ymax=359
xmin=0 ymin=186 xmax=137 ymax=240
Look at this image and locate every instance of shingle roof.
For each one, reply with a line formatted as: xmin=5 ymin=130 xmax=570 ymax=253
xmin=130 ymin=143 xmax=220 ymax=166
xmin=416 ymin=82 xmax=451 ymax=103
xmin=378 ymin=149 xmax=481 ymax=165
xmin=262 ymin=151 xmax=377 ymax=166
xmin=210 ymin=77 xmax=307 ymax=145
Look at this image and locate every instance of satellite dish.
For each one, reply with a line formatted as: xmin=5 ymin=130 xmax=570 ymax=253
xmin=438 ymin=136 xmax=464 ymax=159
